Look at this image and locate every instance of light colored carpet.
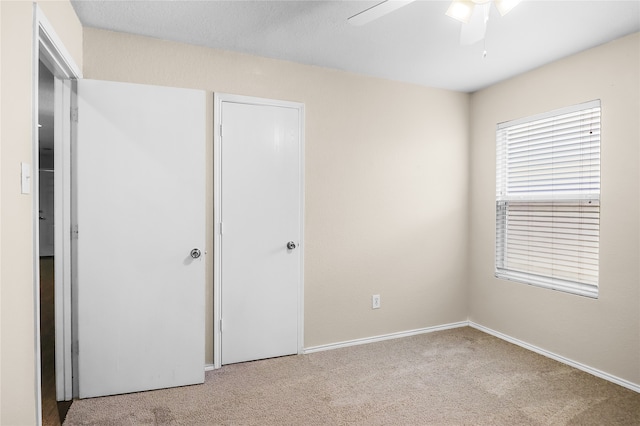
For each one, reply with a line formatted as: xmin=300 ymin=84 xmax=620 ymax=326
xmin=64 ymin=327 xmax=639 ymax=425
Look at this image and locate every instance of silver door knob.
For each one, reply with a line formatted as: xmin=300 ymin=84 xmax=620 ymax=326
xmin=286 ymin=241 xmax=297 ymax=250
xmin=190 ymin=248 xmax=201 ymax=259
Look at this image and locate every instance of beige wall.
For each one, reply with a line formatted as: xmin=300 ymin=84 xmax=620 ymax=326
xmin=5 ymin=5 xmax=634 ymax=422
xmin=469 ymin=33 xmax=640 ymax=385
xmin=82 ymin=28 xmax=471 ymax=362
xmin=0 ymin=1 xmax=82 ymax=424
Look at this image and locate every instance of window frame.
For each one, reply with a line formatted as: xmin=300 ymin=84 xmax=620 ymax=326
xmin=495 ymin=100 xmax=601 ymax=298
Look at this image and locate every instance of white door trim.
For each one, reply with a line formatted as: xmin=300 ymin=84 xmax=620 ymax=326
xmin=213 ymin=93 xmax=305 ymax=369
xmin=33 ymin=4 xmax=82 ymax=423
xmin=53 ymin=78 xmax=73 ymax=401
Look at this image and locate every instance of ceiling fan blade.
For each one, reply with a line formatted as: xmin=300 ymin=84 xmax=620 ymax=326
xmin=494 ymin=0 xmax=522 ymax=16
xmin=460 ymin=2 xmax=489 ymax=45
xmin=348 ymin=0 xmax=416 ymax=26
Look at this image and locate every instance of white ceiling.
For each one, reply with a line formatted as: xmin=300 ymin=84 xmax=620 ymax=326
xmin=71 ymin=0 xmax=640 ymax=93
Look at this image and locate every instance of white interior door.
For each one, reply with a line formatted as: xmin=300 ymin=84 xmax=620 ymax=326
xmin=75 ymin=79 xmax=205 ymax=398
xmin=219 ymin=96 xmax=303 ymax=365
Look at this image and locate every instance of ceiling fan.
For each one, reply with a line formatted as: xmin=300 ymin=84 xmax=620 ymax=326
xmin=348 ymin=0 xmax=522 ymax=46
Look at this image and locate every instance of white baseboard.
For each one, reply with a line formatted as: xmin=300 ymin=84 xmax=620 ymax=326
xmin=469 ymin=321 xmax=640 ymax=394
xmin=204 ymin=364 xmax=215 ymax=372
xmin=303 ymin=321 xmax=468 ymax=354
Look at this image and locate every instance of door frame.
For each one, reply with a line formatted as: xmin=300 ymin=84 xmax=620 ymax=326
xmin=33 ymin=4 xmax=82 ymax=422
xmin=213 ymin=93 xmax=305 ymax=369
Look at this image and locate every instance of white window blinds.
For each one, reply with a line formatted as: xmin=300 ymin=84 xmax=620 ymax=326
xmin=495 ymin=100 xmax=601 ymax=298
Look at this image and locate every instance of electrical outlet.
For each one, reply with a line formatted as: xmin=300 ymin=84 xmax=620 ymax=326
xmin=372 ymin=294 xmax=381 ymax=309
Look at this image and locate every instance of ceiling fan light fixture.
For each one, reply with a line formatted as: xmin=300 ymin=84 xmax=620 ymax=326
xmin=446 ymin=0 xmax=475 ymax=24
xmin=494 ymin=0 xmax=522 ymax=16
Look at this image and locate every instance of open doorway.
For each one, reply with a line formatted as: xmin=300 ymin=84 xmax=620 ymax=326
xmin=38 ymin=59 xmax=72 ymax=426
xmin=34 ymin=6 xmax=82 ymax=425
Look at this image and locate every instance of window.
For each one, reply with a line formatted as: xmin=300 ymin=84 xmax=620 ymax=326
xmin=495 ymin=100 xmax=601 ymax=298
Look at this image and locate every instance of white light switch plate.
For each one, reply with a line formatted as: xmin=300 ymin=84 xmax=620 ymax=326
xmin=21 ymin=162 xmax=31 ymax=194
xmin=372 ymin=294 xmax=381 ymax=309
